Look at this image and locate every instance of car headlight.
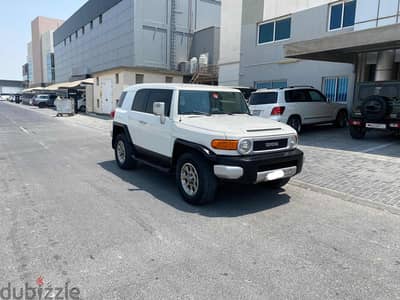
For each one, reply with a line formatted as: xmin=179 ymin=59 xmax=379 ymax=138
xmin=238 ymin=139 xmax=253 ymax=154
xmin=288 ymin=135 xmax=298 ymax=149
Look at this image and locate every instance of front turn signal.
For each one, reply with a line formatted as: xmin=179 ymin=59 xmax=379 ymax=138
xmin=211 ymin=139 xmax=239 ymax=150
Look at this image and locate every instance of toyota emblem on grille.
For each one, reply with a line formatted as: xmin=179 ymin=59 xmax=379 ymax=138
xmin=265 ymin=142 xmax=280 ymax=148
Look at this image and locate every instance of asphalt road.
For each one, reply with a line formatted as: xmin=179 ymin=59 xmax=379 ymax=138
xmin=0 ymin=102 xmax=399 ymax=300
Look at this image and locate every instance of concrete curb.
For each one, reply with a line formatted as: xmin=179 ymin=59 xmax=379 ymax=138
xmin=291 ymin=179 xmax=400 ymax=216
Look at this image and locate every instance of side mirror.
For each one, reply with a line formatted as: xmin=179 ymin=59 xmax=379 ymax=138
xmin=153 ymin=102 xmax=166 ymax=124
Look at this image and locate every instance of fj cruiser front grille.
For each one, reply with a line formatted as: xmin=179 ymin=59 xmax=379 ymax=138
xmin=253 ymin=138 xmax=288 ymax=152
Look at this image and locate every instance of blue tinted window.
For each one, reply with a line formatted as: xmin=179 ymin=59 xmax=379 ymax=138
xmin=343 ymin=1 xmax=356 ymax=27
xmin=255 ymin=81 xmax=272 ymax=89
xmin=323 ymin=77 xmax=348 ymax=102
xmin=275 ymin=18 xmax=291 ymax=40
xmin=330 ymin=4 xmax=343 ymax=30
xmin=337 ymin=77 xmax=348 ymax=102
xmin=272 ymin=80 xmax=288 ymax=89
xmin=255 ymin=80 xmax=287 ymax=89
xmin=258 ymin=22 xmax=274 ymax=43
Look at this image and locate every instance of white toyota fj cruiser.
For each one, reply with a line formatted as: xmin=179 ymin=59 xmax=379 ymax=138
xmin=112 ymin=84 xmax=304 ymax=205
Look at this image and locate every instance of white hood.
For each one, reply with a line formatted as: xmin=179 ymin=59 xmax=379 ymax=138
xmin=179 ymin=114 xmax=296 ymax=137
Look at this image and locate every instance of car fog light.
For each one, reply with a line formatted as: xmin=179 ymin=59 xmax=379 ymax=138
xmin=238 ymin=139 xmax=253 ymax=154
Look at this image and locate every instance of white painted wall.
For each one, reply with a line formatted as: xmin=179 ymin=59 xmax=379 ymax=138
xmin=1 ymin=86 xmax=23 ymax=94
xmin=92 ymin=69 xmax=183 ymax=114
xmin=218 ymin=0 xmax=242 ymax=86
xmin=263 ymin=0 xmax=334 ymax=20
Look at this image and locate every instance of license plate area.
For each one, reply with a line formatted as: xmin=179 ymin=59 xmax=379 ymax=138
xmin=256 ymin=166 xmax=297 ymax=183
xmin=366 ymin=123 xmax=386 ymax=129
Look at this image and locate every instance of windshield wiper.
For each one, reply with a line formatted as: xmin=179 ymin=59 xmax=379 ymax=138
xmin=183 ymin=111 xmax=211 ymax=116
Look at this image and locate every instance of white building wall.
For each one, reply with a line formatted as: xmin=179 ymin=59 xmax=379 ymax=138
xmin=218 ymin=0 xmax=242 ymax=86
xmin=91 ymin=69 xmax=183 ymax=114
xmin=263 ymin=0 xmax=335 ymax=20
xmin=1 ymin=86 xmax=23 ymax=94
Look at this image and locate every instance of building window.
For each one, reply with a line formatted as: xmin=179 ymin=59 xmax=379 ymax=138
xmin=99 ymin=14 xmax=103 ymax=24
xmin=136 ymin=74 xmax=144 ymax=84
xmin=165 ymin=76 xmax=173 ymax=83
xmin=255 ymin=80 xmax=288 ymax=89
xmin=258 ymin=17 xmax=291 ymax=44
xmin=90 ymin=20 xmax=93 ymax=29
xmin=329 ymin=1 xmax=356 ymax=31
xmin=115 ymin=73 xmax=119 ymax=84
xmin=81 ymin=26 xmax=85 ymax=35
xmin=96 ymin=77 xmax=99 ymax=86
xmin=322 ymin=76 xmax=349 ymax=102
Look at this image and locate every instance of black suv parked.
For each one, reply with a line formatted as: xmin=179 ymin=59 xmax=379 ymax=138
xmin=349 ymin=81 xmax=400 ymax=139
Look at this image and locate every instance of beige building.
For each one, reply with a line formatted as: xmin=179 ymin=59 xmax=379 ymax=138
xmin=31 ymin=16 xmax=63 ymax=87
xmin=90 ymin=67 xmax=183 ymax=114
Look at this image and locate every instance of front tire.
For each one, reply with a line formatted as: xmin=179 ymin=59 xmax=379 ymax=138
xmin=349 ymin=126 xmax=366 ymax=139
xmin=114 ymin=134 xmax=138 ymax=170
xmin=176 ymin=152 xmax=217 ymax=205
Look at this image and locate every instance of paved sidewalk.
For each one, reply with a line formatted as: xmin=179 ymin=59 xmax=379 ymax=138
xmin=296 ymin=127 xmax=400 ymax=214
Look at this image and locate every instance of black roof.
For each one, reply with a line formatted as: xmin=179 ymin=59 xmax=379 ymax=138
xmin=0 ymin=80 xmax=24 ymax=88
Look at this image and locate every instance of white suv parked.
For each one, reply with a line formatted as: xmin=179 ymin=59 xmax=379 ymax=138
xmin=248 ymin=86 xmax=348 ymax=133
xmin=112 ymin=84 xmax=304 ymax=205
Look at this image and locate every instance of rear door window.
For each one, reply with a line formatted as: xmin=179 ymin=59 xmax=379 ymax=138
xmin=285 ymin=89 xmax=310 ymax=102
xmin=249 ymin=92 xmax=278 ymax=105
xmin=308 ymin=90 xmax=327 ymax=102
xmin=118 ymin=91 xmax=127 ymax=108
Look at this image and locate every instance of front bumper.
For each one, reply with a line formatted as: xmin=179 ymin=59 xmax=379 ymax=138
xmin=211 ymin=149 xmax=304 ymax=184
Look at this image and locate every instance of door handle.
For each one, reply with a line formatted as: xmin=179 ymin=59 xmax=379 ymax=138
xmin=139 ymin=120 xmax=147 ymax=125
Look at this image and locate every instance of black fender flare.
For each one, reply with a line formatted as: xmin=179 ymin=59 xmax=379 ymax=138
xmin=112 ymin=122 xmax=133 ymax=148
xmin=172 ymin=139 xmax=217 ymax=165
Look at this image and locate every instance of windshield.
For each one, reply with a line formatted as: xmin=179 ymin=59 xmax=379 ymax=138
xmin=354 ymin=84 xmax=400 ymax=114
xmin=178 ymin=90 xmax=250 ymax=115
xmin=249 ymin=92 xmax=278 ymax=105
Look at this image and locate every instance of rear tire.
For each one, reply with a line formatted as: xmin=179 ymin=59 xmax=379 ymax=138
xmin=349 ymin=126 xmax=366 ymax=139
xmin=335 ymin=110 xmax=348 ymax=128
xmin=176 ymin=152 xmax=217 ymax=205
xmin=114 ymin=134 xmax=138 ymax=170
xmin=38 ymin=102 xmax=46 ymax=109
xmin=287 ymin=116 xmax=302 ymax=133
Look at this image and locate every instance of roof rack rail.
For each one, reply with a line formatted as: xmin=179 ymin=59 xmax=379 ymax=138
xmin=288 ymin=85 xmax=314 ymax=89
